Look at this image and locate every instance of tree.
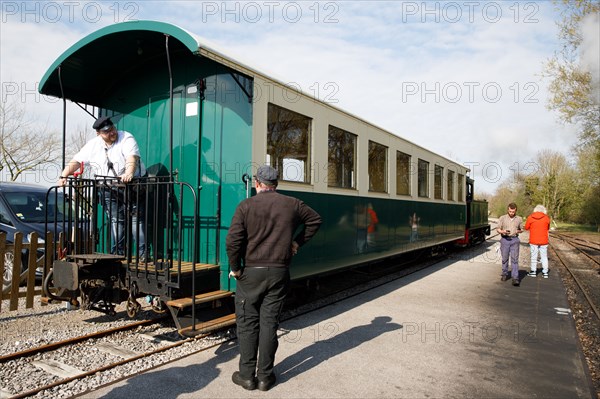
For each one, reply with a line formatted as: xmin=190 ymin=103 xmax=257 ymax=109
xmin=67 ymin=125 xmax=94 ymax=160
xmin=570 ymin=145 xmax=600 ymax=228
xmin=527 ymin=150 xmax=575 ymax=220
xmin=490 ymin=150 xmax=576 ymax=221
xmin=545 ymin=0 xmax=600 ymax=146
xmin=489 ymin=180 xmax=526 ymax=218
xmin=543 ymin=0 xmax=600 ymax=229
xmin=0 ymin=99 xmax=61 ymax=181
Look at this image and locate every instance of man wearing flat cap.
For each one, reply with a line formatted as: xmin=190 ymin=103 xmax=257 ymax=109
xmin=226 ymin=164 xmax=322 ymax=392
xmin=58 ymin=116 xmax=147 ymax=259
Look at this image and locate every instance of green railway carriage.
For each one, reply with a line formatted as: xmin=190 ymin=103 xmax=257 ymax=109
xmin=39 ymin=21 xmax=485 ymax=335
xmin=456 ymin=177 xmax=491 ymax=246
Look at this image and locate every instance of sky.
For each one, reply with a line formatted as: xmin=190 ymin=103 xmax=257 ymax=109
xmin=1 ymin=1 xmax=598 ymax=194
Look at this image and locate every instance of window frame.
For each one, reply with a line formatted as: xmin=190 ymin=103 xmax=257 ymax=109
xmin=434 ymin=164 xmax=443 ymax=200
xmin=368 ymin=140 xmax=388 ymax=193
xmin=447 ymin=169 xmax=455 ymax=201
xmin=396 ymin=151 xmax=411 ymax=196
xmin=327 ymin=125 xmax=357 ymax=189
xmin=266 ymin=103 xmax=312 ymax=184
xmin=418 ymin=159 xmax=429 ymax=198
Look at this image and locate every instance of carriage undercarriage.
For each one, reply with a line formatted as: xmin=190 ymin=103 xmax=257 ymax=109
xmin=44 ymin=177 xmax=234 ymax=336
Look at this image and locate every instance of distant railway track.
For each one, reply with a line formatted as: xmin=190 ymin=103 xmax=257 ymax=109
xmin=550 ymin=231 xmax=600 ymax=264
xmin=548 ymin=231 xmax=600 ymax=396
xmin=549 ymin=232 xmax=600 ymax=321
xmin=551 ymin=231 xmax=600 ymax=248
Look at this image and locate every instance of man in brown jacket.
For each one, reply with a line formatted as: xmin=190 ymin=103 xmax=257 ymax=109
xmin=226 ymin=165 xmax=322 ymax=392
xmin=496 ymin=202 xmax=523 ymax=286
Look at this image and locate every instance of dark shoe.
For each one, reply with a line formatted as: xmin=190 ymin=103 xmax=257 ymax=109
xmin=232 ymin=371 xmax=256 ymax=390
xmin=512 ymin=278 xmax=520 ymax=286
xmin=501 ymin=275 xmax=510 ymax=281
xmin=258 ymin=374 xmax=276 ymax=392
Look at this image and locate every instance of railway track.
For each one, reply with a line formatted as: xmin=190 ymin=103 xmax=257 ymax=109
xmin=551 ymin=231 xmax=600 ymax=250
xmin=0 ymin=317 xmax=168 ymax=363
xmin=1 ymin=247 xmax=454 ymax=399
xmin=549 ymin=231 xmax=600 ymax=321
xmin=548 ymin=231 xmax=600 ymax=395
xmin=1 ymin=314 xmax=232 ymax=399
xmin=550 ymin=231 xmax=600 ymax=266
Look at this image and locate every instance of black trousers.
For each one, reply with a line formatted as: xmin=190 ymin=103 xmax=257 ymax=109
xmin=234 ymin=266 xmax=290 ymax=380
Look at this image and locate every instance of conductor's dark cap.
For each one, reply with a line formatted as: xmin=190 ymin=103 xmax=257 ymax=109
xmin=256 ymin=165 xmax=278 ymax=185
xmin=93 ymin=116 xmax=114 ymax=131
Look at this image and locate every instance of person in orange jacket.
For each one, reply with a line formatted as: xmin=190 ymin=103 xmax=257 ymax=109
xmin=366 ymin=203 xmax=379 ymax=248
xmin=524 ymin=204 xmax=551 ymax=278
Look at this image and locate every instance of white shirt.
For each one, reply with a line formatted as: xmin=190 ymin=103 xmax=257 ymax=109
xmin=74 ymin=130 xmax=146 ymax=178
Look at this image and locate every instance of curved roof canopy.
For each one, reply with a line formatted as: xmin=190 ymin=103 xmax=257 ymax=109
xmin=39 ymin=21 xmax=199 ymax=106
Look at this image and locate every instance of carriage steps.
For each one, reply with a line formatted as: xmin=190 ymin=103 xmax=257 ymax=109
xmin=166 ymin=290 xmax=236 ymax=337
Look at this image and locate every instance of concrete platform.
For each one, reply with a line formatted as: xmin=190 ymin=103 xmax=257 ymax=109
xmin=84 ymin=236 xmax=595 ymax=398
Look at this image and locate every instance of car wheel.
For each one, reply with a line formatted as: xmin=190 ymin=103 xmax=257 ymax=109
xmin=3 ymin=251 xmax=24 ymax=291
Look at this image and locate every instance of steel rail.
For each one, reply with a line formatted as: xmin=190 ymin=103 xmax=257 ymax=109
xmin=8 ymin=238 xmax=491 ymax=398
xmin=0 ymin=316 xmax=167 ymax=363
xmin=9 ymin=330 xmax=218 ymax=399
xmin=549 ymin=242 xmax=600 ymax=322
xmin=550 ymin=232 xmax=600 ymax=267
xmin=550 ymin=231 xmax=600 ymax=251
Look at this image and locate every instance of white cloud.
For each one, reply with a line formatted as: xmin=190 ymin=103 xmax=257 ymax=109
xmin=0 ymin=1 xmax=581 ymax=193
xmin=580 ymin=12 xmax=600 ymax=105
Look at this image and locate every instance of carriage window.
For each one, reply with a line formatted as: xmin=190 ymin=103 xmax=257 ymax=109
xmin=434 ymin=165 xmax=443 ymax=200
xmin=328 ymin=126 xmax=356 ymax=189
xmin=418 ymin=159 xmax=429 ymax=198
xmin=267 ymin=103 xmax=311 ymax=183
xmin=447 ymin=170 xmax=455 ymax=201
xmin=396 ymin=151 xmax=411 ymax=195
xmin=368 ymin=141 xmax=387 ymax=193
xmin=458 ymin=174 xmax=465 ymax=202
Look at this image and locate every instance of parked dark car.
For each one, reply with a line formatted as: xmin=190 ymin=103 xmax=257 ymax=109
xmin=0 ymin=182 xmax=66 ymax=291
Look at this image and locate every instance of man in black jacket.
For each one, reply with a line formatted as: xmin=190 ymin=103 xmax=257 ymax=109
xmin=226 ymin=165 xmax=322 ymax=392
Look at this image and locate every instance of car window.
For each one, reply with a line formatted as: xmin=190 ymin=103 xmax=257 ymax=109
xmin=4 ymin=191 xmax=67 ymax=223
xmin=0 ymin=201 xmax=13 ymax=226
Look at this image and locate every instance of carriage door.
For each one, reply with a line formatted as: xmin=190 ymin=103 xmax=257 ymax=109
xmin=197 ymin=70 xmax=253 ymax=282
xmin=146 ymin=89 xmax=198 ymax=265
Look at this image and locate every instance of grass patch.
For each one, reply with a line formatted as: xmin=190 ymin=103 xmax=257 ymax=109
xmin=553 ymin=222 xmax=599 ymax=234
